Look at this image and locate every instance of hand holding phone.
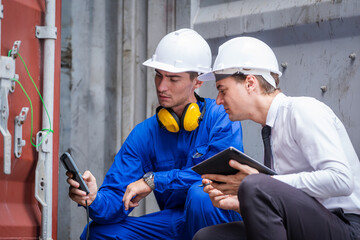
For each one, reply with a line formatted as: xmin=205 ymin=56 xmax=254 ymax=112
xmin=60 ymin=152 xmax=90 ymax=195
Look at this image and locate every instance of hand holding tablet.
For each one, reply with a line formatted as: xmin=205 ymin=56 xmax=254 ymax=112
xmin=192 ymin=147 xmax=276 ymax=176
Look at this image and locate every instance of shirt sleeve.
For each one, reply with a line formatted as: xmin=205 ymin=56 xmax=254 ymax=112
xmin=273 ymin=100 xmax=354 ymax=199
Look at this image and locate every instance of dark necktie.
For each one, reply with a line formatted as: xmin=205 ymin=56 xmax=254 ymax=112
xmin=261 ymin=125 xmax=272 ymax=168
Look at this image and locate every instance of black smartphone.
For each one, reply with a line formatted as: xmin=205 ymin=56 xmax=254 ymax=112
xmin=60 ymin=152 xmax=90 ymax=195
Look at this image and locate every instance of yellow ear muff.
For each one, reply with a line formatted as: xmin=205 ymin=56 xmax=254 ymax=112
xmin=156 ymin=93 xmax=206 ymax=133
xmin=157 ymin=108 xmax=180 ymax=133
xmin=181 ymin=103 xmax=201 ymax=131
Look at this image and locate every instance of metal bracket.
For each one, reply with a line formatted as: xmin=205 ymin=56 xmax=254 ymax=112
xmin=0 ymin=41 xmax=20 ymax=174
xmin=36 ymin=130 xmax=51 ymax=153
xmin=35 ymin=26 xmax=57 ymax=39
xmin=10 ymin=40 xmax=21 ymax=58
xmin=0 ymin=55 xmax=15 ymax=79
xmin=35 ymin=131 xmax=48 ymax=207
xmin=0 ymin=68 xmax=15 ymax=174
xmin=0 ymin=78 xmax=13 ymax=174
xmin=0 ymin=123 xmax=11 ymax=174
xmin=14 ymin=107 xmax=29 ymax=158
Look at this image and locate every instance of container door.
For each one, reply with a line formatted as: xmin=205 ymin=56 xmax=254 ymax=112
xmin=0 ymin=0 xmax=61 ymax=239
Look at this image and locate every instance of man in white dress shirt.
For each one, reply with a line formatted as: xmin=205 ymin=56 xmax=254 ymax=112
xmin=192 ymin=37 xmax=360 ymax=240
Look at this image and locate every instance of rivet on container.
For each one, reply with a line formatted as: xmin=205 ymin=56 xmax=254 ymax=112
xmin=320 ymin=86 xmax=327 ymax=93
xmin=349 ymin=53 xmax=356 ymax=60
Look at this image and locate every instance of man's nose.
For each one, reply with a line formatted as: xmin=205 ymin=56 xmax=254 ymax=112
xmin=157 ymin=78 xmax=168 ymax=92
xmin=216 ymin=94 xmax=222 ymax=105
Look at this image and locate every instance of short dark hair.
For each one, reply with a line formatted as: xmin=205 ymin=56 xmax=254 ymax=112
xmin=232 ymin=72 xmax=280 ymax=94
xmin=187 ymin=71 xmax=199 ymax=80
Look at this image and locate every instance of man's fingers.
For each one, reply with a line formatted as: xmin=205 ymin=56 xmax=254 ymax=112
xmin=208 ymin=188 xmax=223 ymax=197
xmin=229 ymin=160 xmax=259 ymax=174
xmin=69 ymin=192 xmax=89 ymax=201
xmin=130 ymin=195 xmax=142 ymax=205
xmin=123 ymin=186 xmax=137 ymax=211
xmin=122 ymin=179 xmax=152 ymax=211
xmin=123 ymin=190 xmax=132 ymax=210
xmin=68 ymin=186 xmax=89 ymax=207
xmin=82 ymin=170 xmax=95 ymax=182
xmin=201 ymin=174 xmax=228 ymax=183
xmin=66 ymin=171 xmax=73 ymax=178
xmin=202 ymin=179 xmax=211 ymax=185
xmin=128 ymin=201 xmax=139 ymax=208
xmin=69 ymin=186 xmax=88 ymax=196
xmin=67 ymin=178 xmax=80 ymax=188
xmin=210 ymin=181 xmax=234 ymax=193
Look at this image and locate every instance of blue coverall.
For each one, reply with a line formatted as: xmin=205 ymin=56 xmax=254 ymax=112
xmin=81 ymin=98 xmax=243 ymax=240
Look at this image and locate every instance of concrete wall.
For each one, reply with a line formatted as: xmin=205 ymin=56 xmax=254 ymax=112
xmin=58 ymin=0 xmax=360 ymax=238
xmin=58 ymin=0 xmax=149 ymax=238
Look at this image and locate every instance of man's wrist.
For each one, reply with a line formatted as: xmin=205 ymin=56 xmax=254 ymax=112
xmin=143 ymin=172 xmax=155 ymax=190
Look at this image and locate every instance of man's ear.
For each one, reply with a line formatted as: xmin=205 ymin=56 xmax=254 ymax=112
xmin=194 ymin=79 xmax=204 ymax=89
xmin=245 ymin=75 xmax=257 ymax=93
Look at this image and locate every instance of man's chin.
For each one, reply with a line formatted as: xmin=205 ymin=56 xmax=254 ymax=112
xmin=158 ymin=98 xmax=171 ymax=107
xmin=158 ymin=102 xmax=170 ymax=108
xmin=228 ymin=114 xmax=240 ymax=122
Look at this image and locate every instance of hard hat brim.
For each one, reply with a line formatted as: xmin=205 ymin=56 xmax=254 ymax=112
xmin=198 ymin=68 xmax=243 ymax=81
xmin=143 ymin=59 xmax=187 ymax=73
xmin=198 ymin=67 xmax=281 ymax=88
xmin=198 ymin=71 xmax=216 ymax=81
xmin=143 ymin=58 xmax=208 ymax=73
xmin=198 ymin=71 xmax=235 ymax=82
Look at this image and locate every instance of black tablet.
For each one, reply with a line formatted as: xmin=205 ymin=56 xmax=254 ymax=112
xmin=191 ymin=146 xmax=277 ymax=176
xmin=60 ymin=152 xmax=90 ymax=194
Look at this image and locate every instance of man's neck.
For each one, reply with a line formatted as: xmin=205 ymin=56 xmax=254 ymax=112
xmin=252 ymin=91 xmax=280 ymax=126
xmin=172 ymin=93 xmax=198 ymax=118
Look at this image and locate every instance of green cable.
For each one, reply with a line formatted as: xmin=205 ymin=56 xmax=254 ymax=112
xmin=8 ymin=50 xmax=53 ymax=148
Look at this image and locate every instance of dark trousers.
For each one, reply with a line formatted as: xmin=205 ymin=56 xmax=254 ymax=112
xmin=193 ymin=174 xmax=360 ymax=240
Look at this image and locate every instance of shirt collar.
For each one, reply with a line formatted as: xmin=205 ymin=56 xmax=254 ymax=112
xmin=266 ymin=92 xmax=286 ymax=128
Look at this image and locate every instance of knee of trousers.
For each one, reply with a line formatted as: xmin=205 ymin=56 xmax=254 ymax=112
xmin=185 ymin=182 xmax=214 ymax=216
xmin=81 ymin=221 xmax=137 ymax=240
xmin=238 ymin=174 xmax=271 ymax=209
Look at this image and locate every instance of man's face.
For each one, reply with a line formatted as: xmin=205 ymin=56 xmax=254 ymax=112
xmin=216 ymin=76 xmax=250 ymax=121
xmin=155 ymin=69 xmax=199 ymax=111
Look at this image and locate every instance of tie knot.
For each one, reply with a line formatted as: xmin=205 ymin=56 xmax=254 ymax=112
xmin=261 ymin=125 xmax=271 ymax=139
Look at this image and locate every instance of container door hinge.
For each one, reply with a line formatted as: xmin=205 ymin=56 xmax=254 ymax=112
xmin=14 ymin=107 xmax=29 ymax=158
xmin=0 ymin=41 xmax=20 ymax=174
xmin=35 ymin=26 xmax=57 ymax=39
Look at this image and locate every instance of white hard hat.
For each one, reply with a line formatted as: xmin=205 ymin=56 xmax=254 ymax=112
xmin=198 ymin=37 xmax=282 ymax=88
xmin=143 ymin=28 xmax=212 ymax=74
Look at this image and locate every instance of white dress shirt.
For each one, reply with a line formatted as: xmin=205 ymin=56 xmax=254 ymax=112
xmin=269 ymin=93 xmax=360 ymax=214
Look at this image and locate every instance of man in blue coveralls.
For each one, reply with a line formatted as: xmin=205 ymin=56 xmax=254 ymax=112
xmin=67 ymin=28 xmax=243 ymax=239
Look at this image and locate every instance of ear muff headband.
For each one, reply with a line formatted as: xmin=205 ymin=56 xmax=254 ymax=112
xmin=195 ymin=93 xmax=206 ymax=123
xmin=157 ymin=93 xmax=206 ymax=133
